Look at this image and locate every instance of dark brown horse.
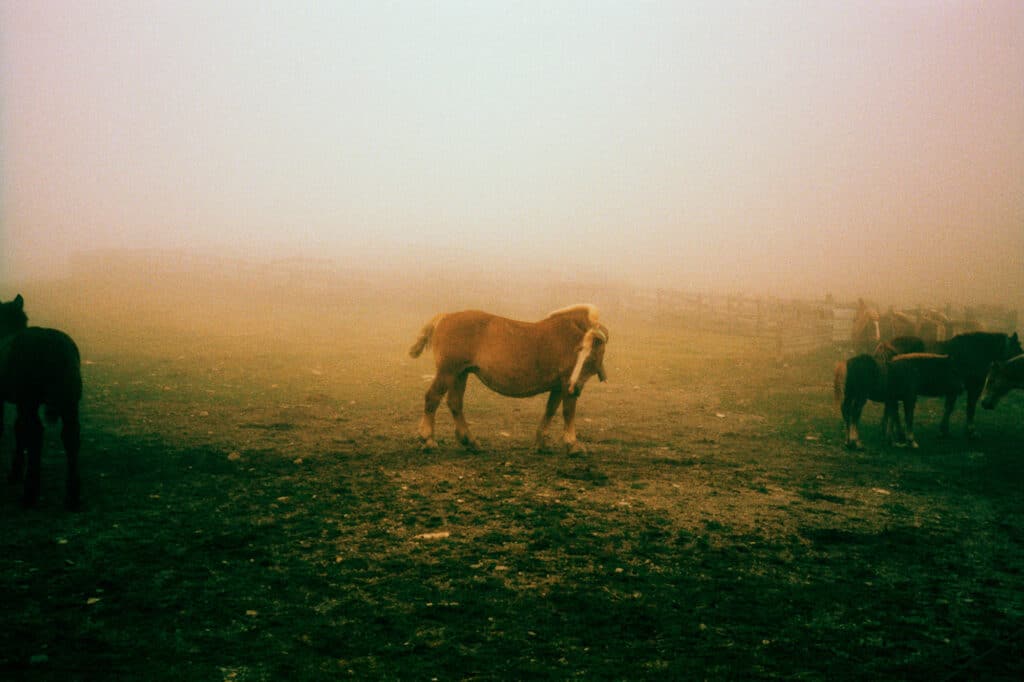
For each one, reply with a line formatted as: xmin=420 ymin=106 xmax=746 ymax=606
xmin=934 ymin=332 xmax=1022 ymax=438
xmin=0 ymin=295 xmax=83 ymax=508
xmin=409 ymin=304 xmax=608 ymax=454
xmin=884 ymin=352 xmax=964 ymax=449
xmin=981 ymin=353 xmax=1024 ymax=410
xmin=834 ymin=338 xmax=925 ymax=449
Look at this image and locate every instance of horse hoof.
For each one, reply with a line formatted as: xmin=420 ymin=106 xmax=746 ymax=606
xmin=845 ymin=441 xmax=864 ymax=451
xmin=420 ymin=439 xmax=438 ymax=453
xmin=565 ymin=442 xmax=586 ymax=456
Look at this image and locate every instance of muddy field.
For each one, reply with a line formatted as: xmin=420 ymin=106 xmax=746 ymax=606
xmin=2 ymin=276 xmax=1023 ymax=680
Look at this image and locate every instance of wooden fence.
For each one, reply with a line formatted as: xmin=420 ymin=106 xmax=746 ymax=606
xmin=619 ymin=290 xmax=1020 ymax=360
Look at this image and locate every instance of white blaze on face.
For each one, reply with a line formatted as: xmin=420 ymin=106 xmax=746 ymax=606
xmin=873 ymin=320 xmax=880 ymax=341
xmin=568 ymin=328 xmax=598 ymax=394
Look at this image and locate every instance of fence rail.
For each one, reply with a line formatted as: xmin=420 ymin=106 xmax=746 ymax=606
xmin=614 ymin=289 xmax=1019 ymax=359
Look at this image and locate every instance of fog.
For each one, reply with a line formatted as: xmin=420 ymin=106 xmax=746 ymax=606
xmin=3 ymin=2 xmax=1023 ymax=311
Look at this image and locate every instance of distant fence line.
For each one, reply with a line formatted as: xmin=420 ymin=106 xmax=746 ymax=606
xmin=67 ymin=252 xmax=1017 ymax=358
xmin=613 ymin=290 xmax=1019 ymax=358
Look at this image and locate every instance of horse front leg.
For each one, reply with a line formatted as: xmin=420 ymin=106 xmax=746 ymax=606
xmin=8 ymin=404 xmax=26 ymax=484
xmin=16 ymin=406 xmax=43 ymax=507
xmin=447 ymin=372 xmax=479 ymax=453
xmin=418 ymin=374 xmax=449 ymax=452
xmin=535 ymin=390 xmax=562 ymax=453
xmin=61 ymin=407 xmax=81 ymax=510
xmin=561 ymin=394 xmax=585 ymax=455
xmin=0 ymin=402 xmax=12 ymax=483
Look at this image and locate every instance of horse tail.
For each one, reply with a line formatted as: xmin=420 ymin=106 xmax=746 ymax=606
xmin=44 ymin=338 xmax=82 ymax=424
xmin=409 ymin=314 xmax=443 ymax=358
xmin=833 ymin=360 xmax=847 ymax=413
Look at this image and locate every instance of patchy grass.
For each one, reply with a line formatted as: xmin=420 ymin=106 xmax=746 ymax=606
xmin=2 ymin=285 xmax=1023 ymax=680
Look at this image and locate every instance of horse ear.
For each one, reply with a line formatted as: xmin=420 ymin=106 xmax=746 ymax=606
xmin=13 ymin=294 xmax=23 ymax=309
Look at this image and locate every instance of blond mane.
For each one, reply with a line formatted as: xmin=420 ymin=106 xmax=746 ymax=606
xmin=545 ymin=303 xmax=600 ymax=326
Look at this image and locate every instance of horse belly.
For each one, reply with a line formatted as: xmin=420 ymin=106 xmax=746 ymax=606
xmin=472 ymin=364 xmax=559 ymax=398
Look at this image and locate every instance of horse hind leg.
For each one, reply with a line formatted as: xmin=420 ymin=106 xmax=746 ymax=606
xmin=903 ymin=396 xmax=919 ymax=449
xmin=418 ymin=374 xmax=449 ymax=451
xmin=842 ymin=396 xmax=866 ymax=450
xmin=61 ymin=405 xmax=82 ymax=510
xmin=535 ymin=390 xmax=562 ymax=453
xmin=939 ymin=392 xmax=957 ymax=438
xmin=446 ymin=372 xmax=479 ymax=453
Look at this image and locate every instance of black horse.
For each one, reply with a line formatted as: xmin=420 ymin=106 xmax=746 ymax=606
xmin=884 ymin=352 xmax=964 ymax=449
xmin=0 ymin=295 xmax=83 ymax=508
xmin=934 ymin=331 xmax=1022 ymax=438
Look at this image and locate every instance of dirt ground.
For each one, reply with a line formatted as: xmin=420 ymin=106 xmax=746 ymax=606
xmin=2 ymin=275 xmax=1022 ymax=680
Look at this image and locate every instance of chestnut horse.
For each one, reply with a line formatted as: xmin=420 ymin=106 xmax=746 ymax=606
xmin=0 ymin=295 xmax=83 ymax=508
xmin=850 ymin=299 xmax=881 ymax=354
xmin=409 ymin=304 xmax=608 ymax=454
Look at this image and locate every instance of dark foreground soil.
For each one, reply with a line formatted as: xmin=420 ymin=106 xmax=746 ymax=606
xmin=2 ymin=282 xmax=1022 ymax=680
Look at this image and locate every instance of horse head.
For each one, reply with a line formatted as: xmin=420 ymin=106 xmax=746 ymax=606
xmin=568 ymin=323 xmax=609 ymax=396
xmin=0 ymin=294 xmax=28 ymax=338
xmin=852 ymin=300 xmax=881 ymax=351
xmin=1006 ymin=332 xmax=1022 ymax=360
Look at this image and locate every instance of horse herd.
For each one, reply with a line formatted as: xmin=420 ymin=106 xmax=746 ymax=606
xmin=1 ymin=294 xmax=1022 ymax=510
xmin=835 ymin=299 xmax=1023 ymax=450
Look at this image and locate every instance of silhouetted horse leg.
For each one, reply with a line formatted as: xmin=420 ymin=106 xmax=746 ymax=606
xmin=447 ymin=372 xmax=479 ymax=452
xmin=963 ymin=380 xmax=983 ymax=439
xmin=939 ymin=393 xmax=957 ymax=437
xmin=418 ymin=374 xmax=449 ymax=452
xmin=902 ymin=396 xmax=919 ymax=449
xmin=9 ymin=406 xmax=26 ymax=484
xmin=881 ymin=403 xmax=907 ymax=446
xmin=0 ymin=404 xmax=11 ymax=482
xmin=16 ymin=406 xmax=44 ymax=507
xmin=535 ymin=390 xmax=562 ymax=453
xmin=561 ymin=394 xmax=583 ymax=455
xmin=61 ymin=405 xmax=82 ymax=510
xmin=843 ymin=396 xmax=866 ymax=450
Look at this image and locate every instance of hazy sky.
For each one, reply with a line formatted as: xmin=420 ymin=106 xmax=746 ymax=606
xmin=2 ymin=1 xmax=1022 ymax=305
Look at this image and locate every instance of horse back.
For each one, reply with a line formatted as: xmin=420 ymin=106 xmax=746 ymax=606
xmin=940 ymin=332 xmax=1020 ymax=381
xmin=844 ymin=354 xmax=885 ymax=403
xmin=4 ymin=327 xmax=82 ymax=407
xmin=434 ymin=311 xmax=569 ymax=367
xmin=888 ymin=353 xmax=961 ymax=398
